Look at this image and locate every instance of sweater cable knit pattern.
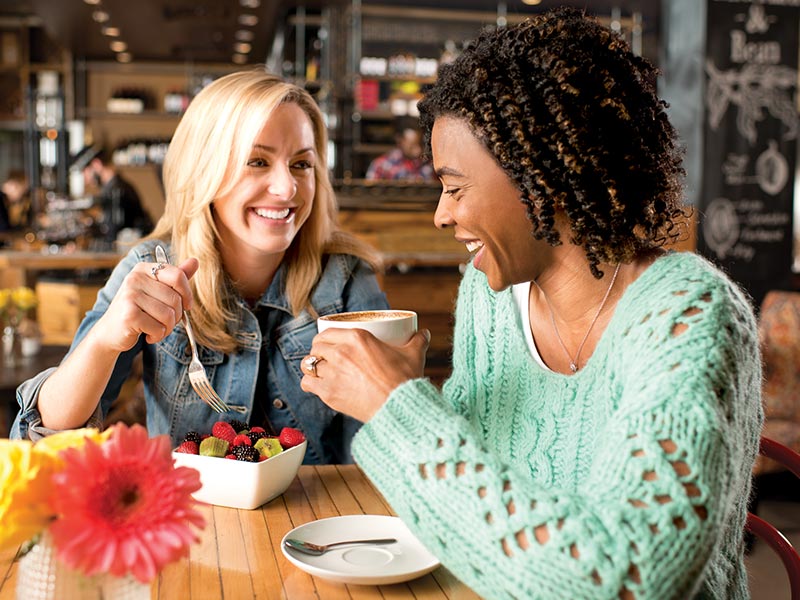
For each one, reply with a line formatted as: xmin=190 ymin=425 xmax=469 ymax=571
xmin=352 ymin=252 xmax=763 ymax=600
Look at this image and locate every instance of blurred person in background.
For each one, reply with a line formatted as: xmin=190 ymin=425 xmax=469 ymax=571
xmin=0 ymin=169 xmax=30 ymax=230
xmin=82 ymin=148 xmax=153 ymax=242
xmin=366 ymin=117 xmax=434 ymax=182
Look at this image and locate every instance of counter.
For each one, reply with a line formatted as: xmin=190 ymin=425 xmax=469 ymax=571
xmin=0 ymin=250 xmax=121 ymax=288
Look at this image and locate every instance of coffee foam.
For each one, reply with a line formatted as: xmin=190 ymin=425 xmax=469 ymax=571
xmin=320 ymin=310 xmax=414 ymax=322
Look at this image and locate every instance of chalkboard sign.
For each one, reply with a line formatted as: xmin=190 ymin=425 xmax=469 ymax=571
xmin=698 ymin=0 xmax=798 ymax=308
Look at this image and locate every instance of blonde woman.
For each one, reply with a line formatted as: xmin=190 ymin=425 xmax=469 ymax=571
xmin=13 ymin=70 xmax=388 ymax=464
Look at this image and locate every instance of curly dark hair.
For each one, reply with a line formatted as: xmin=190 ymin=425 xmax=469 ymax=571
xmin=418 ymin=7 xmax=688 ymax=278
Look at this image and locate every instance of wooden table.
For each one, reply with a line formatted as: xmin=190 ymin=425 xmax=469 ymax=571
xmin=0 ymin=465 xmax=480 ymax=599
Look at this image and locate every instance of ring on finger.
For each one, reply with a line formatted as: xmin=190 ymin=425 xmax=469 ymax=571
xmin=151 ymin=262 xmax=167 ymax=281
xmin=302 ymin=355 xmax=324 ymax=377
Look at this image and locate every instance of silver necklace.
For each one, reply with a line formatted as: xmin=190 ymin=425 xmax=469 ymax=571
xmin=533 ymin=263 xmax=621 ymax=373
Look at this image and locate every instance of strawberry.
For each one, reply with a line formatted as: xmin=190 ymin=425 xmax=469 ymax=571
xmin=232 ymin=434 xmax=252 ymax=447
xmin=278 ymin=427 xmax=305 ymax=449
xmin=249 ymin=426 xmax=266 ymax=434
xmin=175 ymin=440 xmax=199 ymax=454
xmin=211 ymin=421 xmax=236 ymax=444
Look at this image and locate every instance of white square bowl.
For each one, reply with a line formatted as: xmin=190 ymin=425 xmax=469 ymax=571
xmin=171 ymin=440 xmax=307 ymax=510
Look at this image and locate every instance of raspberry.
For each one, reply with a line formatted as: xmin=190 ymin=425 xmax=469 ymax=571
xmin=211 ymin=421 xmax=236 ymax=444
xmin=232 ymin=434 xmax=252 ymax=447
xmin=250 ymin=426 xmax=266 ymax=434
xmin=175 ymin=441 xmax=199 ymax=454
xmin=278 ymin=427 xmax=306 ymax=449
xmin=228 ymin=419 xmax=249 ymax=434
xmin=225 ymin=454 xmax=237 ymax=460
xmin=183 ymin=431 xmax=202 ymax=444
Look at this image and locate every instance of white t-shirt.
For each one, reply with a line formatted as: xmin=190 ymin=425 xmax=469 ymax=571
xmin=511 ymin=282 xmax=552 ymax=372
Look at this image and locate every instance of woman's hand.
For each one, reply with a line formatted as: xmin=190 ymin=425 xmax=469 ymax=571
xmin=300 ymin=328 xmax=431 ymax=422
xmin=88 ymin=257 xmax=199 ymax=353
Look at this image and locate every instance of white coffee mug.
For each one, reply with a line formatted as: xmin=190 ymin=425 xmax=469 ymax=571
xmin=317 ymin=310 xmax=417 ymax=346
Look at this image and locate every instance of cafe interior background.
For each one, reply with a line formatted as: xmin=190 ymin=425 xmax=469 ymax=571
xmin=0 ymin=0 xmax=799 ymax=595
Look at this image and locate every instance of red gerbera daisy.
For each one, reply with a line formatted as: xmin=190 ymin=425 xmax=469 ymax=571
xmin=48 ymin=423 xmax=204 ymax=583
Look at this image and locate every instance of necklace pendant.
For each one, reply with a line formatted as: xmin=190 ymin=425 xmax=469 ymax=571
xmin=569 ymin=363 xmax=578 ymax=373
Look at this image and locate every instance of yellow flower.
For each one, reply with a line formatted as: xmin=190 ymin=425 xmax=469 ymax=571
xmin=34 ymin=428 xmax=111 ymax=462
xmin=0 ymin=440 xmax=52 ymax=551
xmin=0 ymin=429 xmax=111 ymax=552
xmin=11 ymin=287 xmax=36 ymax=312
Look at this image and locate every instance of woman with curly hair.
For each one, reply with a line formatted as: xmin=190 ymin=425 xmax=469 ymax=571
xmin=302 ymin=8 xmax=762 ymax=598
xmin=13 ymin=70 xmax=388 ymax=464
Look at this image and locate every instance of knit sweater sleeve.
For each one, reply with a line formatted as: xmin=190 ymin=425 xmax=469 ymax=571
xmin=352 ymin=259 xmax=762 ymax=600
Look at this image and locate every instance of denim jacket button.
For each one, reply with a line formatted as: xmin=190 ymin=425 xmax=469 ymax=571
xmin=272 ymin=398 xmax=285 ymax=409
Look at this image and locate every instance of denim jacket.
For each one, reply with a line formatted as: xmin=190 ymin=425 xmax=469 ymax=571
xmin=12 ymin=240 xmax=389 ymax=464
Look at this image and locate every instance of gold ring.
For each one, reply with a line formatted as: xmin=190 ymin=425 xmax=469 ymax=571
xmin=302 ymin=355 xmax=324 ymax=377
xmin=151 ymin=262 xmax=166 ymax=280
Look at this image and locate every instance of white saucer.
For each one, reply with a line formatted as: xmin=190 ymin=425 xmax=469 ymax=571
xmin=281 ymin=515 xmax=440 ymax=585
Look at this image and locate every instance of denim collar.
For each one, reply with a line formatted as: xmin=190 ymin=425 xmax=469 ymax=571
xmin=242 ymin=254 xmax=353 ymax=315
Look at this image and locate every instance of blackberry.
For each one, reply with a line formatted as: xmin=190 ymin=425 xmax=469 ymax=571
xmin=230 ymin=445 xmax=247 ymax=460
xmin=248 ymin=430 xmax=268 ymax=445
xmin=228 ymin=419 xmax=249 ymax=434
xmin=232 ymin=445 xmax=259 ymax=462
xmin=184 ymin=431 xmax=202 ymax=444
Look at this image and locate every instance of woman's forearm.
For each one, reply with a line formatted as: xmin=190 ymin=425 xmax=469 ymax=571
xmin=36 ymin=329 xmax=121 ymax=431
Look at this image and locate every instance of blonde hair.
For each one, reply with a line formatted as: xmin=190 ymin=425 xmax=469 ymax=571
xmin=151 ymin=69 xmax=380 ymax=353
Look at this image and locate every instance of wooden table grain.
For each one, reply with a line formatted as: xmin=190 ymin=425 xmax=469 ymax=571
xmin=0 ymin=465 xmax=480 ymax=599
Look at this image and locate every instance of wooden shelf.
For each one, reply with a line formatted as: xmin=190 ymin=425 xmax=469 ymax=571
xmin=353 ymin=142 xmax=394 ymax=154
xmin=28 ymin=63 xmax=67 ymax=73
xmin=83 ymin=60 xmax=238 ymax=150
xmin=355 ymin=110 xmax=396 ymax=120
xmin=0 ymin=119 xmax=25 ymax=130
xmin=358 ymin=75 xmax=436 ymax=84
xmin=81 ymin=109 xmax=182 ymax=120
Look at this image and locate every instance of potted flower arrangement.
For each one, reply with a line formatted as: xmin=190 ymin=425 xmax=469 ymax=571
xmin=0 ymin=423 xmax=205 ymax=598
xmin=0 ymin=286 xmax=39 ymax=363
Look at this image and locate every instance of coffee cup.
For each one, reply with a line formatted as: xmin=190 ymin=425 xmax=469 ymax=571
xmin=317 ymin=310 xmax=418 ymax=346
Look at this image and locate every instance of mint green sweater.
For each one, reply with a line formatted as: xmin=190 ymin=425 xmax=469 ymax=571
xmin=353 ymin=252 xmax=763 ymax=600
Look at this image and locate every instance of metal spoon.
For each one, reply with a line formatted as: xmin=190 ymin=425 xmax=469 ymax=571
xmin=284 ymin=537 xmax=397 ymax=556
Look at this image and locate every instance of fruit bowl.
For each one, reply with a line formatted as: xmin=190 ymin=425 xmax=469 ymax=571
xmin=172 ymin=440 xmax=307 ymax=510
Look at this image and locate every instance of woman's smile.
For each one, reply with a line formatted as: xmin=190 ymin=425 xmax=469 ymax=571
xmin=432 ymin=116 xmax=543 ymax=291
xmin=250 ymin=206 xmax=295 ymax=223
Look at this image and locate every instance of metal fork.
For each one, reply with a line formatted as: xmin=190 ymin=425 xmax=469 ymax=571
xmin=155 ymin=245 xmax=246 ymax=414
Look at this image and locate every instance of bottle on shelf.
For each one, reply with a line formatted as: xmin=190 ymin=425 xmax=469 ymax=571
xmin=107 ymin=87 xmax=153 ymax=114
xmin=163 ymin=89 xmax=190 ymax=114
xmin=112 ymin=137 xmax=170 ymax=166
